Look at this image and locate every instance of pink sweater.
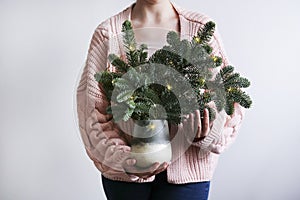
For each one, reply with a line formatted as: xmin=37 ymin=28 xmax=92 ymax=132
xmin=76 ymin=2 xmax=245 ymax=184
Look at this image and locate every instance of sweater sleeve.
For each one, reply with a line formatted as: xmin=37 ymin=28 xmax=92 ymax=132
xmin=76 ymin=24 xmax=134 ymax=176
xmin=189 ymin=25 xmax=246 ymax=154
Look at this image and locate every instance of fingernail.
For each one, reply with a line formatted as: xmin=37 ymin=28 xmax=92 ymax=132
xmin=126 ymin=159 xmax=136 ymax=166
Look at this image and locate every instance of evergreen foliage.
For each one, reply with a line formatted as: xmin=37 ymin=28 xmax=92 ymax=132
xmin=95 ymin=20 xmax=252 ymax=124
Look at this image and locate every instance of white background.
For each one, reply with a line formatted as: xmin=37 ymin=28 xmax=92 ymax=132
xmin=1 ymin=0 xmax=300 ymax=199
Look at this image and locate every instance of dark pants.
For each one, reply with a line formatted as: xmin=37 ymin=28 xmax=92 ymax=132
xmin=101 ymin=171 xmax=210 ymax=200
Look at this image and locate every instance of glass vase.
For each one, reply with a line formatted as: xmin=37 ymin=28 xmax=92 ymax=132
xmin=130 ymin=119 xmax=172 ymax=168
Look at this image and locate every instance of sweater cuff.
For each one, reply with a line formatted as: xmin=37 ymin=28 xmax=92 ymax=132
xmin=189 ymin=110 xmax=227 ymax=150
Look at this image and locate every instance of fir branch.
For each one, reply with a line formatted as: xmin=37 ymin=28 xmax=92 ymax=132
xmin=166 ymin=31 xmax=181 ymax=47
xmin=94 ymin=20 xmax=253 ymax=124
xmin=213 ymin=56 xmax=223 ymax=67
xmin=122 ymin=20 xmax=139 ymax=67
xmin=225 ymin=99 xmax=235 ymax=115
xmin=138 ymin=44 xmax=148 ymax=64
xmin=229 ymin=89 xmax=252 ymax=109
xmin=220 ymin=65 xmax=234 ymax=77
xmin=224 ymin=77 xmax=250 ymax=88
xmin=202 ymin=44 xmax=213 ymax=54
xmin=195 ymin=21 xmax=216 ymax=44
xmin=108 ymin=54 xmax=129 ymax=73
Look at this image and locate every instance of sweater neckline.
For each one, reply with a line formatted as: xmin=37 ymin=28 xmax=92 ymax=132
xmin=124 ymin=2 xmax=187 ymax=38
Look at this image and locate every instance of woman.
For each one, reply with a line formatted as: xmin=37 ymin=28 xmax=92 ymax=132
xmin=76 ymin=0 xmax=245 ymax=199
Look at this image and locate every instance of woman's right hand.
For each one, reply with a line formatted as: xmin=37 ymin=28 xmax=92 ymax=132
xmin=87 ymin=142 xmax=168 ymax=181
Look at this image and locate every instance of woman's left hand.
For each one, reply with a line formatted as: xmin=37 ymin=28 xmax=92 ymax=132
xmin=182 ymin=108 xmax=211 ymax=142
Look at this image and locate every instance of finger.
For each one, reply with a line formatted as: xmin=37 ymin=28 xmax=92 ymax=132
xmin=189 ymin=113 xmax=194 ymax=134
xmin=114 ymin=144 xmax=131 ymax=153
xmin=104 ymin=144 xmax=131 ymax=160
xmin=105 ymin=138 xmax=125 ymax=147
xmin=194 ymin=110 xmax=201 ymax=138
xmin=183 ymin=114 xmax=189 ymax=120
xmin=123 ymin=159 xmax=137 ymax=173
xmin=125 ymin=158 xmax=136 ymax=166
xmin=107 ymin=148 xmax=131 ymax=166
xmin=104 ymin=145 xmax=116 ymax=159
xmin=201 ymin=108 xmax=210 ymax=137
xmin=105 ymin=138 xmax=120 ymax=146
xmin=176 ymin=123 xmax=184 ymax=134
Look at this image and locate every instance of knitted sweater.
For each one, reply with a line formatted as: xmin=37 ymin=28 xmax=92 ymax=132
xmin=76 ymin=2 xmax=245 ymax=184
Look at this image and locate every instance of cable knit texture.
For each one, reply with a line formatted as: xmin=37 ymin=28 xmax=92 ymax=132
xmin=76 ymin=2 xmax=245 ymax=184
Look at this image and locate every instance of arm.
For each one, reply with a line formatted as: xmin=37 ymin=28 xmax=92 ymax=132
xmin=76 ymin=25 xmax=135 ymax=177
xmin=76 ymin=25 xmax=167 ymax=180
xmin=188 ymin=24 xmax=246 ymax=153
